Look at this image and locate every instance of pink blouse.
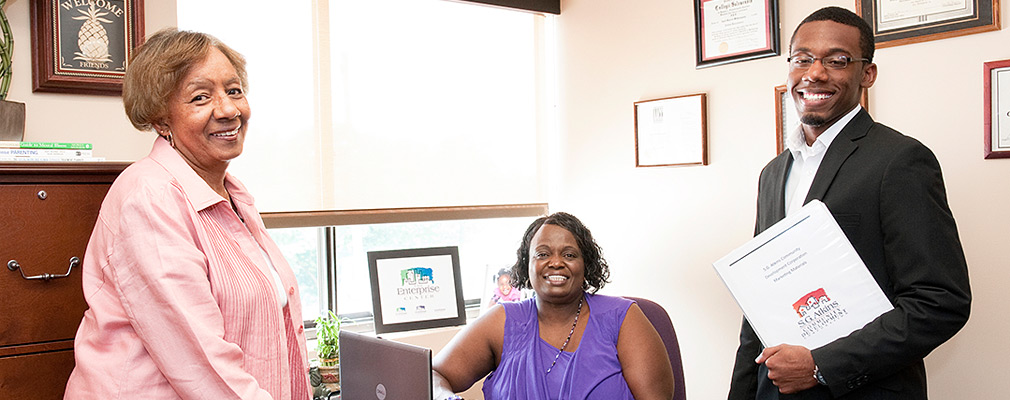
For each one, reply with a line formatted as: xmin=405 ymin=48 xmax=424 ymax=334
xmin=65 ymin=139 xmax=311 ymax=400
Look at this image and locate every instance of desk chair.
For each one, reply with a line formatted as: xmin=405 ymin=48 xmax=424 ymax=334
xmin=625 ymin=296 xmax=686 ymax=400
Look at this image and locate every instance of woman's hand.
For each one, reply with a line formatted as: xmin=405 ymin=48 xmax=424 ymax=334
xmin=432 ymin=370 xmax=461 ymax=400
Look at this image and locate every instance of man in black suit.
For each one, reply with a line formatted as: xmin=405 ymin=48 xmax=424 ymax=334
xmin=728 ymin=7 xmax=971 ymax=399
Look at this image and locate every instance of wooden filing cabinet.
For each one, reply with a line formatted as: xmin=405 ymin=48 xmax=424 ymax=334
xmin=0 ymin=162 xmax=129 ymax=399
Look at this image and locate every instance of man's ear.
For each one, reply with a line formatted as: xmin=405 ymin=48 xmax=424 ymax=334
xmin=861 ymin=62 xmax=878 ymax=89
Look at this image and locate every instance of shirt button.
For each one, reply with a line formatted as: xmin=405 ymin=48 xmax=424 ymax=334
xmin=288 ymin=286 xmax=295 ymax=295
xmin=298 ymin=325 xmax=304 ymax=334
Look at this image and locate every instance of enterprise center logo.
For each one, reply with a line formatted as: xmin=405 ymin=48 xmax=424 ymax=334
xmin=396 ymin=267 xmax=441 ymax=301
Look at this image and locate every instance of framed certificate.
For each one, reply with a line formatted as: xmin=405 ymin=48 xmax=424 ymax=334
xmin=30 ymin=0 xmax=145 ymax=95
xmin=857 ymin=0 xmax=999 ymax=48
xmin=983 ymin=59 xmax=1010 ymax=159
xmin=634 ymin=93 xmax=708 ymax=167
xmin=367 ymin=246 xmax=466 ymax=334
xmin=694 ymin=0 xmax=780 ymax=68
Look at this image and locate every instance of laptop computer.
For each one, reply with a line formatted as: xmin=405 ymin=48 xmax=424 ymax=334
xmin=339 ymin=330 xmax=433 ymax=400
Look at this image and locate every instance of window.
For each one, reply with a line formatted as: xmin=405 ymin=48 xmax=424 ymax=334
xmin=268 ymin=215 xmax=538 ymax=323
xmin=179 ymin=0 xmax=555 ymax=323
xmin=323 ymin=0 xmax=544 ymax=211
xmin=180 ymin=0 xmax=551 ymax=213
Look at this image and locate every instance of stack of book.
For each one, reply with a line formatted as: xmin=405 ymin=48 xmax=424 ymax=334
xmin=0 ymin=141 xmax=105 ymax=162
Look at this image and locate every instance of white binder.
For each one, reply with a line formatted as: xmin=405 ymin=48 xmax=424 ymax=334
xmin=713 ymin=200 xmax=893 ymax=349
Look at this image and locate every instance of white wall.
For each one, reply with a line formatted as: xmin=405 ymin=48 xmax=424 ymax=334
xmin=5 ymin=0 xmax=175 ymax=160
xmin=554 ymin=0 xmax=1010 ymax=399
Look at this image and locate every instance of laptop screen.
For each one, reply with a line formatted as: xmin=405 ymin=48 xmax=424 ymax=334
xmin=338 ymin=330 xmax=433 ymax=400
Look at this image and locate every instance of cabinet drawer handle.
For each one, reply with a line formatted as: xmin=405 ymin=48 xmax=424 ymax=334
xmin=6 ymin=257 xmax=80 ymax=281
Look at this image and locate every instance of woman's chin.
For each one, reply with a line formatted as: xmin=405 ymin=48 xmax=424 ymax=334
xmin=535 ymin=285 xmax=578 ymax=300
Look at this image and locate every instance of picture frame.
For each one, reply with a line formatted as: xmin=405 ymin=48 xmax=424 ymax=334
xmin=694 ymin=0 xmax=780 ymax=68
xmin=856 ymin=0 xmax=1000 ymax=49
xmin=634 ymin=93 xmax=708 ymax=167
xmin=774 ymin=85 xmax=869 ymax=154
xmin=479 ymin=264 xmax=531 ymax=315
xmin=367 ymin=246 xmax=466 ymax=334
xmin=983 ymin=59 xmax=1010 ymax=159
xmin=30 ymin=0 xmax=145 ymax=96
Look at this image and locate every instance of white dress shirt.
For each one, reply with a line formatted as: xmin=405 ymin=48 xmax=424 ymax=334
xmin=784 ymin=105 xmax=862 ymax=216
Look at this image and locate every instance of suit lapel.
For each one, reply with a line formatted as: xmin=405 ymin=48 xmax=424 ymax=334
xmin=804 ymin=109 xmax=873 ymax=202
xmin=756 ymin=151 xmax=791 ymax=233
xmin=766 ymin=152 xmax=790 ymax=222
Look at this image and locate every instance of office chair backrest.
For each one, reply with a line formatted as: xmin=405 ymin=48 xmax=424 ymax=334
xmin=625 ymin=296 xmax=686 ymax=400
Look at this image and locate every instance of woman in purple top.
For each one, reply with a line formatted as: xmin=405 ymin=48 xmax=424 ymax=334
xmin=433 ymin=213 xmax=674 ymax=399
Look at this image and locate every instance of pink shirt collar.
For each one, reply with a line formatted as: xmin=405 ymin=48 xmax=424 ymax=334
xmin=147 ymin=137 xmax=255 ymax=212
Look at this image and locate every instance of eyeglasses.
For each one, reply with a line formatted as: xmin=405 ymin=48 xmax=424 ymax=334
xmin=787 ymin=55 xmax=870 ymax=70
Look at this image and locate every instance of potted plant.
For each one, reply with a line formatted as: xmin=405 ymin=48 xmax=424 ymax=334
xmin=315 ymin=310 xmax=342 ymax=393
xmin=0 ymin=0 xmax=25 ymax=141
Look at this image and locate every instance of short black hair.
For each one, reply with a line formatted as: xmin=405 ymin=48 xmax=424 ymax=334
xmin=509 ymin=212 xmax=610 ymax=293
xmin=792 ymin=6 xmax=874 ymax=62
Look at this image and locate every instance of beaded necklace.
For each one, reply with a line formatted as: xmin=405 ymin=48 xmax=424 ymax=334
xmin=545 ymin=296 xmax=583 ymax=374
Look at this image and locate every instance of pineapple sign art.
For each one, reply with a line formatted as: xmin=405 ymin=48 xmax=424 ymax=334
xmin=58 ymin=1 xmax=128 ymax=73
xmin=30 ymin=0 xmax=142 ymax=95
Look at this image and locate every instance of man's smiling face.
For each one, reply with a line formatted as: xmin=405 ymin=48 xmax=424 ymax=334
xmin=787 ymin=20 xmax=876 ymax=141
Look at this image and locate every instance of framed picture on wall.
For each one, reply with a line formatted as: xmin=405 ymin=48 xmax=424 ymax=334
xmin=693 ymin=0 xmax=780 ymax=68
xmin=983 ymin=59 xmax=1010 ymax=159
xmin=856 ymin=0 xmax=1000 ymax=48
xmin=634 ymin=93 xmax=708 ymax=167
xmin=367 ymin=246 xmax=466 ymax=334
xmin=30 ymin=0 xmax=145 ymax=96
xmin=774 ymin=85 xmax=869 ymax=154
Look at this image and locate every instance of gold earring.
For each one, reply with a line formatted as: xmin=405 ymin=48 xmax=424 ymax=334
xmin=162 ymin=130 xmax=174 ymax=147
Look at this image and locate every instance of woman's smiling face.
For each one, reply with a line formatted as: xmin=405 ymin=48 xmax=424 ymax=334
xmin=528 ymin=223 xmax=585 ymax=303
xmin=160 ymin=47 xmax=251 ymax=175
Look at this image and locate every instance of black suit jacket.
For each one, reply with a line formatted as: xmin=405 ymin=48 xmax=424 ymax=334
xmin=728 ymin=110 xmax=971 ymax=399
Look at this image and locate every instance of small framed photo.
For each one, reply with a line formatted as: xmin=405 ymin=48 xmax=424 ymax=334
xmin=983 ymin=59 xmax=1010 ymax=159
xmin=367 ymin=246 xmax=466 ymax=334
xmin=857 ymin=0 xmax=999 ymax=49
xmin=30 ymin=0 xmax=145 ymax=95
xmin=479 ymin=265 xmax=531 ymax=315
xmin=634 ymin=93 xmax=708 ymax=167
xmin=774 ymin=85 xmax=869 ymax=154
xmin=694 ymin=0 xmax=780 ymax=68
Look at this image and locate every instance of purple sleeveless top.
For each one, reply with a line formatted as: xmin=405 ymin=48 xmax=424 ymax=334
xmin=482 ymin=293 xmax=636 ymax=400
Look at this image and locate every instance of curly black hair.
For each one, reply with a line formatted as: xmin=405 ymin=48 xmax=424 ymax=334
xmin=492 ymin=268 xmax=511 ymax=282
xmin=509 ymin=212 xmax=610 ymax=293
xmin=792 ymin=6 xmax=875 ymax=62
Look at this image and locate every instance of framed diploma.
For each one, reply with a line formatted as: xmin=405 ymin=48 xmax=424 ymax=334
xmin=694 ymin=0 xmax=780 ymax=68
xmin=983 ymin=59 xmax=1010 ymax=159
xmin=775 ymin=85 xmax=869 ymax=154
xmin=857 ymin=0 xmax=999 ymax=48
xmin=367 ymin=246 xmax=466 ymax=334
xmin=634 ymin=93 xmax=708 ymax=167
xmin=774 ymin=85 xmax=801 ymax=155
xmin=30 ymin=0 xmax=145 ymax=95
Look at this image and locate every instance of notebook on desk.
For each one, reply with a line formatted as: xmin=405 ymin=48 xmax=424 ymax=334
xmin=339 ymin=330 xmax=433 ymax=400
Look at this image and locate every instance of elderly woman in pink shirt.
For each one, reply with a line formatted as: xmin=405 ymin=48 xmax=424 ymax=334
xmin=64 ymin=29 xmax=311 ymax=400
